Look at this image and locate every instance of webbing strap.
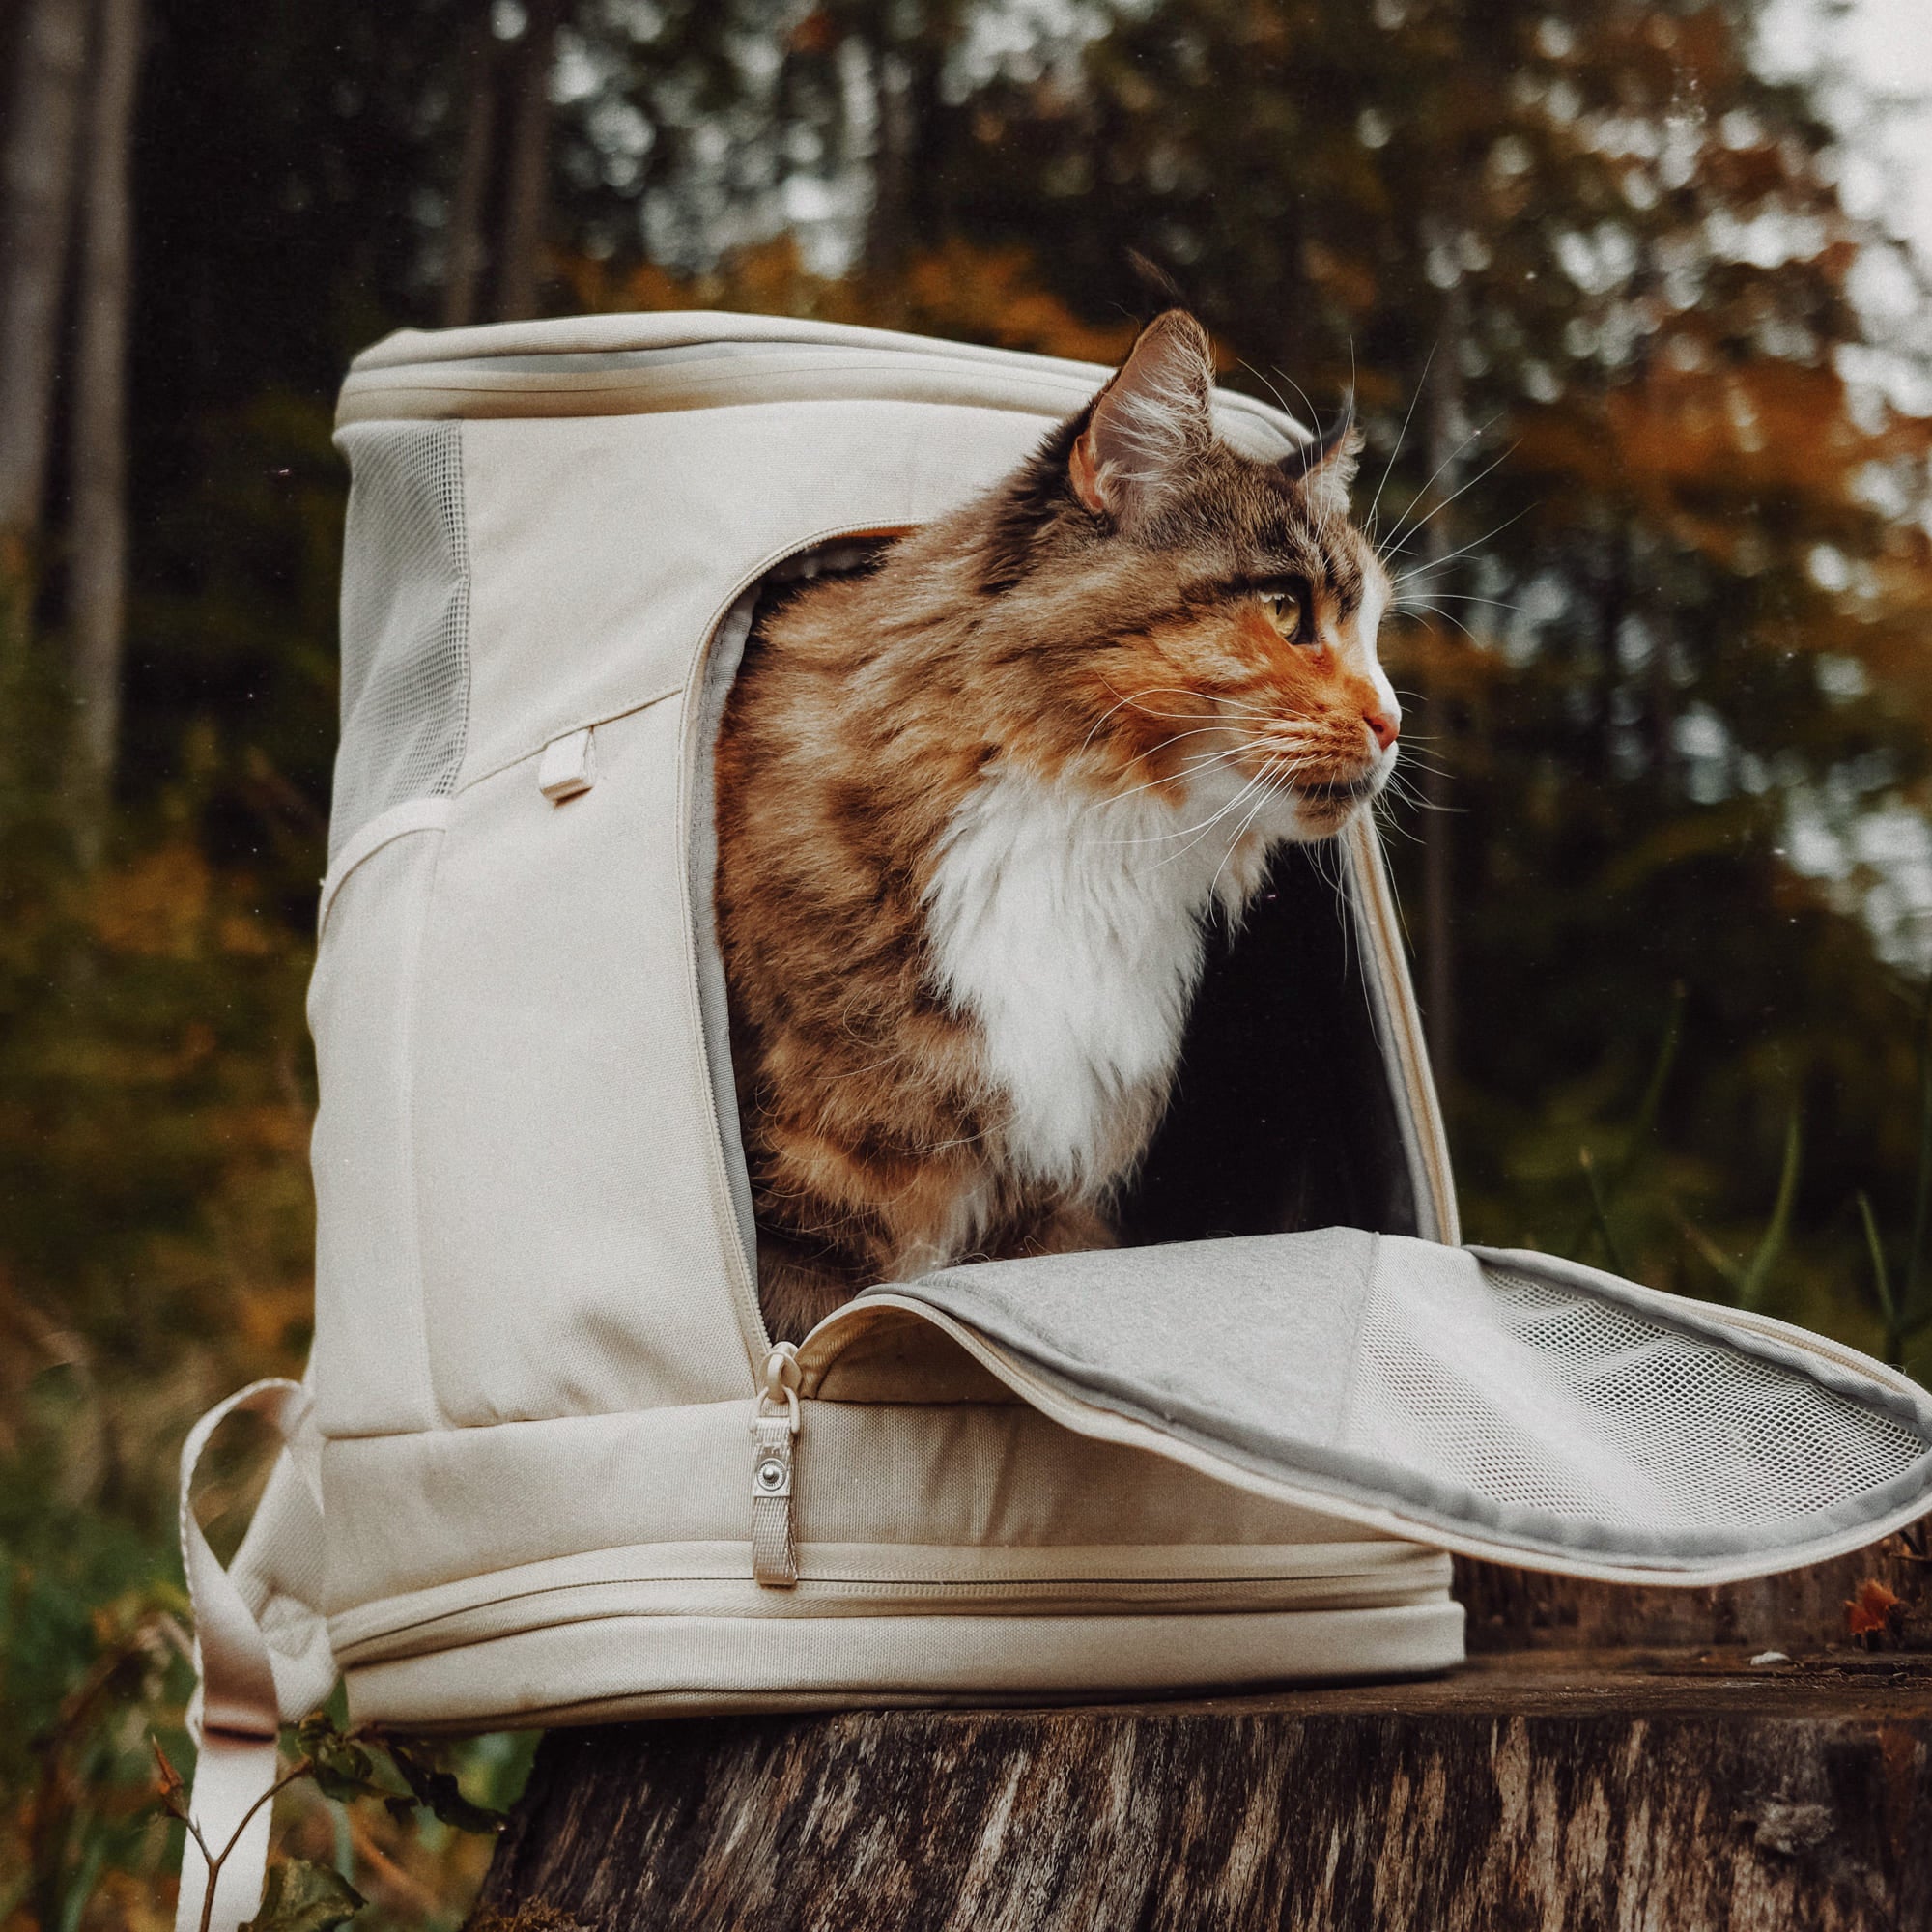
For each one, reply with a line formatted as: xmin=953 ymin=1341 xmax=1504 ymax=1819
xmin=173 ymin=1379 xmax=315 ymax=1932
xmin=750 ymin=1406 xmax=798 ymax=1587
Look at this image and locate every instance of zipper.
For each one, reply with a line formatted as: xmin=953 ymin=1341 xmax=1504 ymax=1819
xmin=750 ymin=1342 xmax=803 ymax=1587
xmin=682 ymin=521 xmax=917 ymax=1384
xmin=682 ymin=524 xmax=917 ymax=1590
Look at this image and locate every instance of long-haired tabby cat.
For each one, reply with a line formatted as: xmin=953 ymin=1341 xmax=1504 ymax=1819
xmin=716 ymin=310 xmax=1400 ymax=1343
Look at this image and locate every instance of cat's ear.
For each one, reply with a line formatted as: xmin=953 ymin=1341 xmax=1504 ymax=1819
xmin=1070 ymin=310 xmax=1215 ymax=526
xmin=1280 ymin=396 xmax=1363 ymax=520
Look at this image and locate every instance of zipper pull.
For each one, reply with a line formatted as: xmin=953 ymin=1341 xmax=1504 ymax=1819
xmin=751 ymin=1343 xmax=802 ymax=1588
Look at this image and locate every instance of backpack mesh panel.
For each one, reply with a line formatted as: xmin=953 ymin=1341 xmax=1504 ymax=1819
xmin=1347 ymin=1263 xmax=1927 ymax=1536
xmin=330 ymin=423 xmax=470 ymax=861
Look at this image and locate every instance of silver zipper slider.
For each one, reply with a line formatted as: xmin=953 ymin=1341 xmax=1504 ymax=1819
xmin=751 ymin=1343 xmax=802 ymax=1588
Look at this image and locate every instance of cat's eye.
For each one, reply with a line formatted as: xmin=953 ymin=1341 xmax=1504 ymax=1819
xmin=1259 ymin=587 xmax=1305 ymax=640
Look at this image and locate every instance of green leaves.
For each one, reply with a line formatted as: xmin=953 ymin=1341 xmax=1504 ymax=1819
xmin=384 ymin=1739 xmax=509 ymax=1836
xmin=242 ymin=1859 xmax=366 ymax=1932
xmin=285 ymin=1714 xmax=507 ymax=1833
xmin=162 ymin=1719 xmax=507 ymax=1932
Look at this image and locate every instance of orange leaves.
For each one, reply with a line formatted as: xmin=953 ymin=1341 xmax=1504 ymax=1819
xmin=787 ymin=9 xmax=837 ymax=57
xmin=87 ymin=843 xmax=212 ymax=958
xmin=1846 ymin=1577 xmax=1903 ymax=1638
xmin=900 ymin=240 xmax=1138 ymax=364
xmin=554 ymin=235 xmax=1137 ymax=366
xmin=83 ymin=842 xmax=295 ymax=968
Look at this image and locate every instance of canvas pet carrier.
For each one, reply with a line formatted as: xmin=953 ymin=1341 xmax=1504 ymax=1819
xmin=174 ymin=312 xmax=1932 ymax=1927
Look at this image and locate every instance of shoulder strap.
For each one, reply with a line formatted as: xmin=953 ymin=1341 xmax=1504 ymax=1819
xmin=174 ymin=1379 xmax=327 ymax=1932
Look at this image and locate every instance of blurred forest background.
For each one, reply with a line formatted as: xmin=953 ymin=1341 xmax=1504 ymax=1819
xmin=4 ymin=0 xmax=1932 ymax=1923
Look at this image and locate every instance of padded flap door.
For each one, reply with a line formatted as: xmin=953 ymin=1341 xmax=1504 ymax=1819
xmin=820 ymin=1230 xmax=1932 ymax=1586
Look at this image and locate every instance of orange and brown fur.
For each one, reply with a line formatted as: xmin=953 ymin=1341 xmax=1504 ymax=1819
xmin=716 ymin=312 xmax=1401 ymax=1343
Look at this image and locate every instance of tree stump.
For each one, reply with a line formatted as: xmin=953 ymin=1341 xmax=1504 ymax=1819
xmin=474 ymin=1654 xmax=1932 ymax=1931
xmin=472 ymin=1526 xmax=1932 ymax=1932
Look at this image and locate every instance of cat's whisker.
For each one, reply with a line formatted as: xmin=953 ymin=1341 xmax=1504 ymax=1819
xmin=1085 ymin=683 xmax=1296 ymax=745
xmin=1248 ymin=359 xmax=1337 ymax=537
xmin=1395 ymin=590 xmax=1523 ymax=616
xmin=1390 ymin=506 xmax=1533 ymax=582
xmin=1106 ymin=765 xmax=1279 ymax=853
xmin=1365 ymin=347 xmax=1435 ymax=542
xmin=1371 ymin=794 xmax=1427 ymax=845
xmin=1170 ymin=775 xmax=1290 ymax=878
xmin=1146 ymin=757 xmax=1308 ymax=870
xmin=1104 ymin=686 xmax=1289 ymax=725
xmin=1241 ymin=360 xmax=1301 ymax=426
xmin=1384 ymin=769 xmax=1459 ymax=813
xmin=1391 ymin=593 xmax=1482 ymax=637
xmin=1082 ymin=682 xmax=1209 ymax=752
xmin=1378 ymin=449 xmax=1521 ymax=571
xmin=1399 ymin=603 xmax=1484 ymax=644
xmin=1074 ymin=743 xmax=1255 ymax=818
xmin=1209 ymin=784 xmax=1281 ymax=899
xmin=1118 ymin=701 xmax=1279 ymax=725
xmin=1375 ymin=414 xmax=1504 ymax=560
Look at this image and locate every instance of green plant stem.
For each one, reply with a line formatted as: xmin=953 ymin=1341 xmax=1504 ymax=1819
xmin=1570 ymin=984 xmax=1684 ymax=1259
xmin=1858 ymin=1190 xmax=1900 ymax=1364
xmin=1738 ymin=1108 xmax=1802 ymax=1312
xmin=1579 ymin=1147 xmax=1630 ymax=1276
xmin=196 ymin=1756 xmax=314 ymax=1932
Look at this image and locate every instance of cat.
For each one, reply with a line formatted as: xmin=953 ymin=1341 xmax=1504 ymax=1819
xmin=715 ymin=310 xmax=1401 ymax=1344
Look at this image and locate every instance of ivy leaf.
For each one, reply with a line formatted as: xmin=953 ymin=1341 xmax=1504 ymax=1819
xmin=384 ymin=1740 xmax=507 ymax=1834
xmin=293 ymin=1714 xmax=341 ymax=1754
xmin=242 ymin=1860 xmax=366 ymax=1932
xmin=294 ymin=1713 xmax=391 ymax=1804
xmin=308 ymin=1756 xmax=387 ymax=1806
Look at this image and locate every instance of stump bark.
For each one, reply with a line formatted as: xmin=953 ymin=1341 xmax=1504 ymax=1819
xmin=473 ymin=1530 xmax=1932 ymax=1932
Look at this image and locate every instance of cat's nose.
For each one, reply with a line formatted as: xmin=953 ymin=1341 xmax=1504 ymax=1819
xmin=1363 ymin=708 xmax=1400 ymax=753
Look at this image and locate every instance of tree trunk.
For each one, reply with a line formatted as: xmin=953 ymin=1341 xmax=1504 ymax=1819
xmin=473 ymin=1653 xmax=1932 ymax=1931
xmin=65 ymin=0 xmax=143 ymax=867
xmin=473 ymin=1524 xmax=1930 ymax=1931
xmin=495 ymin=0 xmax=561 ymax=323
xmin=442 ymin=9 xmax=497 ymax=329
xmin=862 ymin=43 xmax=916 ymax=323
xmin=0 ymin=0 xmax=89 ymax=547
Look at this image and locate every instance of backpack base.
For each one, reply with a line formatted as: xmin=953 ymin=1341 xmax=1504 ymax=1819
xmin=342 ymin=1598 xmax=1465 ymax=1731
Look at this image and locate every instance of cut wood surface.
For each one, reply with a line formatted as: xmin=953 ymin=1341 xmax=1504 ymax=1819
xmin=473 ymin=1651 xmax=1932 ymax=1932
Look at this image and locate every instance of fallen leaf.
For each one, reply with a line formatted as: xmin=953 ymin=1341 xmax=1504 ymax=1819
xmin=1846 ymin=1578 xmax=1902 ymax=1637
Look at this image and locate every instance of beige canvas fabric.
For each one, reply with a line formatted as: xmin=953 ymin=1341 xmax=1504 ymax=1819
xmin=306 ymin=325 xmax=1460 ymax=1684
xmin=171 ymin=313 xmax=1932 ymax=1930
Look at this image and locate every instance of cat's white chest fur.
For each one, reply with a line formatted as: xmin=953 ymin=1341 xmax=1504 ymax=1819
xmin=924 ymin=760 xmax=1275 ymax=1195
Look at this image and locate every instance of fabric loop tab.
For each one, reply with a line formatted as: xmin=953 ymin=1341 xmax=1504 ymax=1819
xmin=538 ymin=726 xmax=596 ymax=801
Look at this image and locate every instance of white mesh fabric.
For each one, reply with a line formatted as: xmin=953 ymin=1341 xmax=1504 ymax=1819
xmin=330 ymin=424 xmax=470 ymax=861
xmin=1345 ymin=1261 xmax=1927 ymax=1540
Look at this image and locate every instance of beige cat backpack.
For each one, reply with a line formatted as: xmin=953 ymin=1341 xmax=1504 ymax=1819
xmin=174 ymin=312 xmax=1932 ymax=1926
